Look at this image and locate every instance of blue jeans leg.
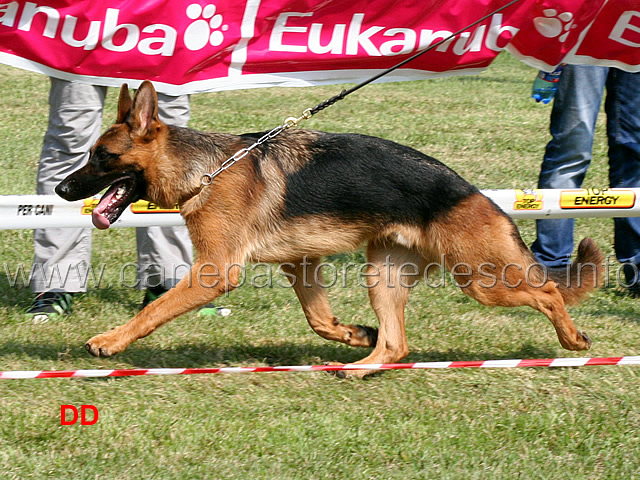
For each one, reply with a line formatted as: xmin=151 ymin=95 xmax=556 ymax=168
xmin=606 ymin=69 xmax=640 ymax=283
xmin=531 ymin=65 xmax=608 ymax=267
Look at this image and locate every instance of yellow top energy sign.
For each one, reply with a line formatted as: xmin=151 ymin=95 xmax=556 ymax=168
xmin=513 ymin=189 xmax=544 ymax=211
xmin=81 ymin=199 xmax=180 ymax=215
xmin=560 ymin=188 xmax=636 ymax=209
xmin=129 ymin=201 xmax=180 ymax=213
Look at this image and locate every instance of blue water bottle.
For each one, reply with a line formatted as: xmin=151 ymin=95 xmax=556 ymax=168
xmin=531 ymin=65 xmax=564 ymax=104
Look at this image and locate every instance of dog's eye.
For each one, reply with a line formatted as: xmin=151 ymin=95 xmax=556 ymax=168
xmin=91 ymin=145 xmax=120 ymax=169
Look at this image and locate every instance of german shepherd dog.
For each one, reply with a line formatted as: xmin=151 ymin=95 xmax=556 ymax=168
xmin=56 ymin=81 xmax=602 ymax=377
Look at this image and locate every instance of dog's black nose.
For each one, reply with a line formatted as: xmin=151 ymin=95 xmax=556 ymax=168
xmin=55 ymin=180 xmax=71 ymax=199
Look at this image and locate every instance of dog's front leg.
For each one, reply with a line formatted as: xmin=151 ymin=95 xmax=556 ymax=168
xmin=85 ymin=260 xmax=237 ymax=357
xmin=281 ymin=259 xmax=378 ymax=348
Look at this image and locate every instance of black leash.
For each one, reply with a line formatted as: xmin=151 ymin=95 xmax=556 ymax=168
xmin=201 ymin=0 xmax=522 ymax=186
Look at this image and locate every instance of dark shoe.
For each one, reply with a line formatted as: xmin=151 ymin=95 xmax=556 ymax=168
xmin=141 ymin=285 xmax=230 ymax=316
xmin=26 ymin=292 xmax=74 ymax=323
xmin=141 ymin=285 xmax=168 ymax=309
xmin=622 ymin=264 xmax=640 ymax=298
xmin=626 ymin=284 xmax=640 ymax=298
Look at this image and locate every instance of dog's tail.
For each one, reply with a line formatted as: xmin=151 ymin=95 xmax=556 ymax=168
xmin=548 ymin=237 xmax=604 ymax=305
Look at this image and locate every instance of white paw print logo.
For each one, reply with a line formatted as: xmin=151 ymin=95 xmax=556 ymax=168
xmin=184 ymin=3 xmax=229 ymax=51
xmin=533 ymin=9 xmax=575 ymax=42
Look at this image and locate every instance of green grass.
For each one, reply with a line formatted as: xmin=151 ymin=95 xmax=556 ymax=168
xmin=1 ymin=54 xmax=640 ymax=479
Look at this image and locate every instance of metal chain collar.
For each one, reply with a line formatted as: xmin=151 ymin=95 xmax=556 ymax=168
xmin=201 ymin=108 xmax=312 ymax=186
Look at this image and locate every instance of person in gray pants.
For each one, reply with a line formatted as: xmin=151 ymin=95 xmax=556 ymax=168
xmin=27 ymin=78 xmax=194 ymax=321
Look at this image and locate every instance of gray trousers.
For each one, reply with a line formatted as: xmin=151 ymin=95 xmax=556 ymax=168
xmin=32 ymin=78 xmax=193 ymax=293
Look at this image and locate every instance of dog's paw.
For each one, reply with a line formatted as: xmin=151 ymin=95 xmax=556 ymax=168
xmin=354 ymin=325 xmax=378 ymax=347
xmin=323 ymin=362 xmax=373 ymax=380
xmin=577 ymin=330 xmax=592 ymax=350
xmin=323 ymin=361 xmax=348 ymax=379
xmin=561 ymin=330 xmax=592 ymax=351
xmin=343 ymin=325 xmax=378 ymax=347
xmin=85 ymin=330 xmax=128 ymax=357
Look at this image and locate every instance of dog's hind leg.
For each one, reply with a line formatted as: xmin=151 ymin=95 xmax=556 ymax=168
xmin=433 ymin=196 xmax=592 ymax=352
xmin=282 ymin=258 xmax=378 ymax=348
xmin=526 ymin=281 xmax=592 ymax=351
xmin=460 ymin=277 xmax=592 ymax=351
xmin=333 ymin=241 xmax=425 ymax=378
xmin=85 ymin=259 xmax=240 ymax=357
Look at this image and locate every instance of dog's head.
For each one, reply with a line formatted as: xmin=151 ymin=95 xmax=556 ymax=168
xmin=56 ymin=81 xmax=164 ymax=229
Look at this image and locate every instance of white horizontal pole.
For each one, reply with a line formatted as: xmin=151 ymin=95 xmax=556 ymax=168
xmin=483 ymin=187 xmax=640 ymax=219
xmin=1 ymin=195 xmax=184 ymax=229
xmin=0 ymin=188 xmax=638 ymax=230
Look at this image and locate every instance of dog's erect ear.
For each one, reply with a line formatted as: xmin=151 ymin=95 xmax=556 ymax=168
xmin=117 ymin=83 xmax=132 ymax=124
xmin=129 ymin=80 xmax=160 ymax=140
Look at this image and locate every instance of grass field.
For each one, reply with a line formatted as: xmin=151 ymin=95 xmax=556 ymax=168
xmin=2 ymin=53 xmax=640 ymax=479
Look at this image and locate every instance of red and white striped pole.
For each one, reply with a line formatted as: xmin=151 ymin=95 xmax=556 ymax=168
xmin=2 ymin=356 xmax=640 ymax=379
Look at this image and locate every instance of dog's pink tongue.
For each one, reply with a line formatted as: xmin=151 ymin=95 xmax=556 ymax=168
xmin=91 ymin=188 xmax=118 ymax=230
xmin=92 ymin=210 xmax=111 ymax=230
